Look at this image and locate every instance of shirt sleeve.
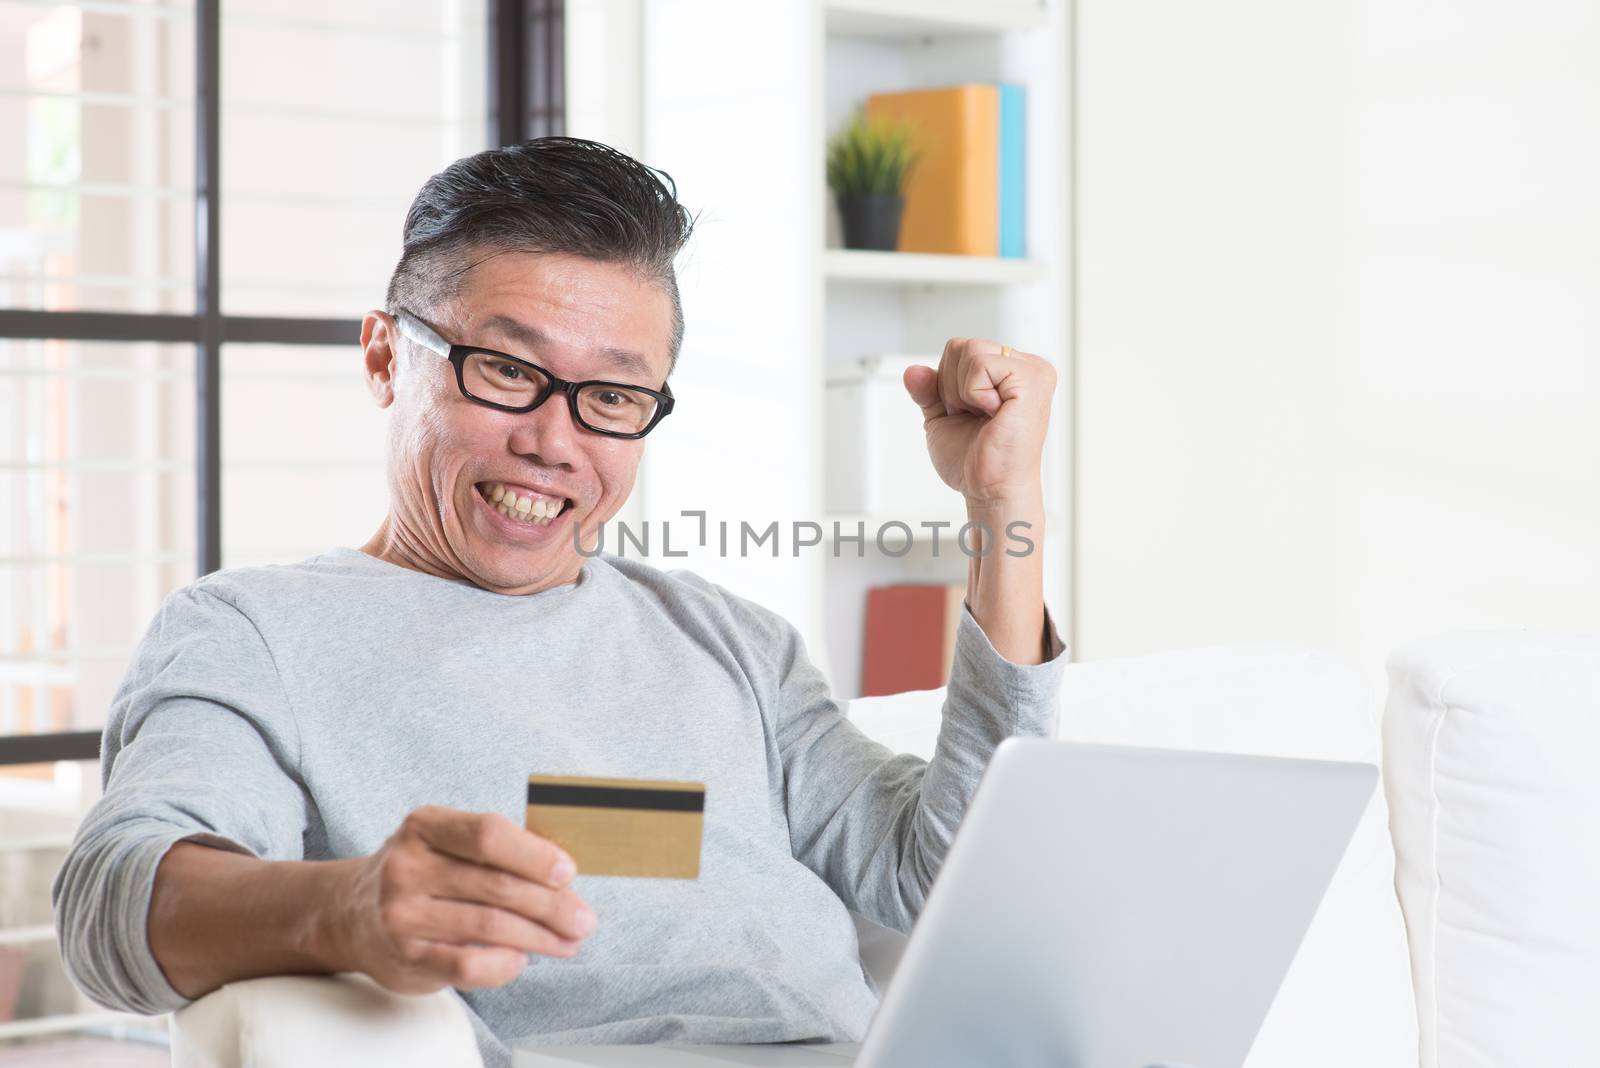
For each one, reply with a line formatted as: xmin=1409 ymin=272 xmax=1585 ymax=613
xmin=754 ymin=595 xmax=1068 ymax=935
xmin=50 ymin=582 xmax=311 ymax=1015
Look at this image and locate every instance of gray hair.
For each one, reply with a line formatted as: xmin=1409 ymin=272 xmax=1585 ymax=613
xmin=385 ymin=137 xmax=697 ymax=369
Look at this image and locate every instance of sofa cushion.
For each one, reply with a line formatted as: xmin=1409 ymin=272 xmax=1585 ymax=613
xmin=170 ymin=972 xmax=483 ymax=1068
xmin=1385 ymin=632 xmax=1600 ymax=1068
xmin=847 ymin=644 xmax=1418 ymax=1068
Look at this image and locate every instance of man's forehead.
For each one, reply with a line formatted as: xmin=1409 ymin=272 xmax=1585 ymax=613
xmin=449 ymin=252 xmax=674 ymax=381
xmin=475 ymin=312 xmax=658 ymax=381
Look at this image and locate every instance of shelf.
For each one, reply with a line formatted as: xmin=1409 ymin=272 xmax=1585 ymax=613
xmin=0 ymin=1010 xmax=160 ymax=1042
xmin=0 ymin=833 xmax=74 ymax=852
xmin=823 ymin=249 xmax=1047 ymax=286
xmin=824 ymin=0 xmax=1047 ymax=39
xmin=0 ymin=924 xmax=56 ymax=947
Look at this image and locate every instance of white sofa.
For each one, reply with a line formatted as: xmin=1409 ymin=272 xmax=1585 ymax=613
xmin=1384 ymin=632 xmax=1600 ymax=1066
xmin=170 ymin=632 xmax=1600 ymax=1067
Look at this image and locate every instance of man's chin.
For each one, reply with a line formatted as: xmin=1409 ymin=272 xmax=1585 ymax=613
xmin=466 ymin=542 xmax=585 ymax=595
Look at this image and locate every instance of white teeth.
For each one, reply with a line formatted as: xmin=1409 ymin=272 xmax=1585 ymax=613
xmin=484 ymin=483 xmax=565 ymax=526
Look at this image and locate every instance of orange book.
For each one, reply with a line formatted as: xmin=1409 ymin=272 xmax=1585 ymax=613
xmin=866 ymin=84 xmax=1000 ymax=256
xmin=861 ymin=584 xmax=968 ymax=697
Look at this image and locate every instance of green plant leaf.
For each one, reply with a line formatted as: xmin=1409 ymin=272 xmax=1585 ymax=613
xmin=825 ymin=108 xmax=922 ymax=197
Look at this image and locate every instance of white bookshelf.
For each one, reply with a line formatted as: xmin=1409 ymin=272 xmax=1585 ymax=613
xmin=815 ymin=0 xmax=1073 ymax=695
xmin=822 ymin=248 xmax=1048 ymax=286
xmin=824 ymin=0 xmax=1048 ymax=37
xmin=629 ymin=0 xmax=1070 ymax=694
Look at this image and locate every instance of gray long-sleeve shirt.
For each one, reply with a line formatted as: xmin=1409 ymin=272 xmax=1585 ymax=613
xmin=52 ymin=547 xmax=1066 ymax=1066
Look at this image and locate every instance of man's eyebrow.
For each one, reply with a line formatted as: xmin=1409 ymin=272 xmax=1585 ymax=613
xmin=481 ymin=314 xmax=656 ymax=380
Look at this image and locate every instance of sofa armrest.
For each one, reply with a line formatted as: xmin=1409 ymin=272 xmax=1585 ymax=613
xmin=1384 ymin=631 xmax=1600 ymax=1068
xmin=170 ymin=972 xmax=483 ymax=1068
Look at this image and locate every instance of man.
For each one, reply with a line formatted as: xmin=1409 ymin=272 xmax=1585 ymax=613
xmin=52 ymin=137 xmax=1066 ymax=1067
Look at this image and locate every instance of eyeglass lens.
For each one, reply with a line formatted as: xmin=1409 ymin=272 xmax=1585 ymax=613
xmin=461 ymin=352 xmax=661 ymax=435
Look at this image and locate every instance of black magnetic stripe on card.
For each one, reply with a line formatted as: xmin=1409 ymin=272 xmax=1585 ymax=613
xmin=527 ymin=783 xmax=705 ymax=812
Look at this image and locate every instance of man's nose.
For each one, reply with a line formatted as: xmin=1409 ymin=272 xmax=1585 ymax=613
xmin=507 ymin=391 xmax=582 ymax=468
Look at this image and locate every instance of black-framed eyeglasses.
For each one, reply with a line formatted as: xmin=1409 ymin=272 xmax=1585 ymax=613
xmin=393 ymin=308 xmax=675 ymax=439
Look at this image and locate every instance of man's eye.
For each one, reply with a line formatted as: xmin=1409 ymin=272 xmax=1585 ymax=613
xmin=494 ymin=362 xmax=525 ymax=382
xmin=595 ymin=390 xmax=628 ymax=407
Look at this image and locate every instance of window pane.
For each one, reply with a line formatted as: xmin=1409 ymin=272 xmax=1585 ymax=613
xmin=222 ymin=344 xmax=387 ymax=567
xmin=0 ymin=339 xmax=196 ymax=738
xmin=0 ymin=340 xmax=189 ymax=1049
xmin=220 ymin=0 xmax=490 ymax=317
xmin=0 ymin=1 xmax=196 ymax=313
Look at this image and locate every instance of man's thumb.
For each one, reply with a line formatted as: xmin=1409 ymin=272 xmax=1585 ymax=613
xmin=903 ymin=364 xmax=942 ymax=416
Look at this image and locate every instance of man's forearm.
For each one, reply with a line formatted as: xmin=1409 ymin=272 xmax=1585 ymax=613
xmin=964 ymin=487 xmax=1048 ymax=665
xmin=148 ymin=841 xmax=355 ymax=999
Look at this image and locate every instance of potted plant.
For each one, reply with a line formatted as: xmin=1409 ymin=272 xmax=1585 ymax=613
xmin=826 ymin=109 xmax=921 ymax=251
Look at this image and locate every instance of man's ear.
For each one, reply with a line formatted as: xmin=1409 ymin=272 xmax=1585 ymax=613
xmin=361 ymin=310 xmax=398 ymax=408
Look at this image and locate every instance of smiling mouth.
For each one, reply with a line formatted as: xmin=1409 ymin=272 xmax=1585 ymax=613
xmin=476 ymin=482 xmax=573 ymax=526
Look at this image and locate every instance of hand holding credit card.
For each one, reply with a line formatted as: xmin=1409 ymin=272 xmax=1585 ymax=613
xmin=526 ymin=774 xmax=706 ymax=879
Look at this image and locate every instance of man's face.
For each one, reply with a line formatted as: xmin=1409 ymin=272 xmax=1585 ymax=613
xmin=364 ymin=251 xmax=675 ymax=594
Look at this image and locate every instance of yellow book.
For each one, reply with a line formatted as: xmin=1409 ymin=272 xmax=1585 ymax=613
xmin=866 ymin=84 xmax=999 ymax=256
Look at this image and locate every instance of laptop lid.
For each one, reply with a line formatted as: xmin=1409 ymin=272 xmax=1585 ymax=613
xmin=855 ymin=738 xmax=1377 ymax=1068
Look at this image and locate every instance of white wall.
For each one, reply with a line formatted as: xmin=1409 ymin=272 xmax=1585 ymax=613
xmin=566 ymin=0 xmax=642 ymax=157
xmin=633 ymin=0 xmax=823 ymax=644
xmin=1075 ymin=0 xmax=1600 ymax=683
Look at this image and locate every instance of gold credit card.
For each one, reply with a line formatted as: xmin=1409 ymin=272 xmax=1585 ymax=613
xmin=526 ymin=774 xmax=705 ymax=879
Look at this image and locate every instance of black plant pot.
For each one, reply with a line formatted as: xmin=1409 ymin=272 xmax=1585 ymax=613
xmin=837 ymin=193 xmax=905 ymax=252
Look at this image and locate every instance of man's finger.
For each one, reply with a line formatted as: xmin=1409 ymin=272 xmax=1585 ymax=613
xmin=942 ymin=338 xmax=1008 ymax=417
xmin=406 ymin=809 xmax=574 ymax=889
xmin=407 ymin=940 xmax=532 ymax=990
xmin=903 ymin=364 xmax=943 ymax=420
xmin=937 ymin=338 xmax=981 ymax=417
xmin=425 ymin=853 xmax=594 ymax=941
xmin=404 ymin=898 xmax=583 ymax=956
xmin=958 ymin=358 xmax=1005 ymax=417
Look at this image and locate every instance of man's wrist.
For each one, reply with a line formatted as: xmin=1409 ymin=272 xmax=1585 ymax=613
xmin=961 ymin=481 xmax=1045 ymax=519
xmin=302 ymin=857 xmax=364 ymax=975
xmin=150 ymin=844 xmax=362 ymax=999
xmin=960 ymin=483 xmax=1047 ymax=665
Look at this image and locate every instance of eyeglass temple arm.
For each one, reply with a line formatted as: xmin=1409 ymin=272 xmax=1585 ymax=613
xmin=393 ymin=310 xmax=451 ymax=357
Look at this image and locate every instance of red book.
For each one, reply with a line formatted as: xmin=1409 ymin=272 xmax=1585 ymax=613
xmin=860 ymin=584 xmax=967 ymax=697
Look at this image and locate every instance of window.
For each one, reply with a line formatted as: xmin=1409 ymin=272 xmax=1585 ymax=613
xmin=0 ymin=0 xmax=562 ymax=1051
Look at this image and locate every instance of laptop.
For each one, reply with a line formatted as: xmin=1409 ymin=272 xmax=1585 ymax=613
xmin=515 ymin=738 xmax=1377 ymax=1068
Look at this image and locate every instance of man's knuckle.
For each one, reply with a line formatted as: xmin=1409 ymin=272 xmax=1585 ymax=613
xmin=397 ymin=938 xmax=430 ymax=966
xmin=448 ymin=953 xmax=481 ymax=986
xmin=469 ymin=908 xmax=504 ymax=943
xmin=380 ymin=854 xmax=417 ymax=895
xmin=486 ymin=869 xmax=521 ymax=904
xmin=471 ymin=817 xmax=502 ymax=854
xmin=380 ymin=900 xmax=416 ymax=935
xmin=528 ymin=886 xmax=567 ymax=924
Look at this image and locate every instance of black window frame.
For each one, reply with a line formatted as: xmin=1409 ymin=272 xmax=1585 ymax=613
xmin=0 ymin=0 xmax=564 ymax=765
